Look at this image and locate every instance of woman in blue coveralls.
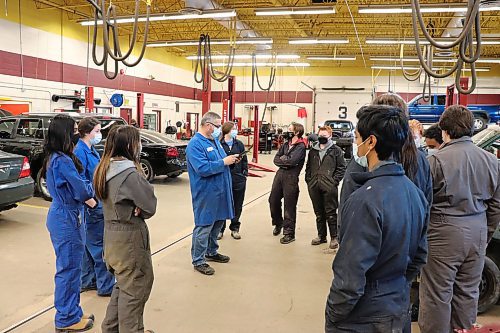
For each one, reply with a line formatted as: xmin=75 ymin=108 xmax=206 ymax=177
xmin=42 ymin=114 xmax=97 ymax=332
xmin=74 ymin=117 xmax=115 ymax=296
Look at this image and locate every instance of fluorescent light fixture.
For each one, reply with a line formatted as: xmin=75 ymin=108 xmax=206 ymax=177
xmin=366 ymin=38 xmax=500 ymax=45
xmin=79 ymin=9 xmax=236 ymax=26
xmin=211 ymin=62 xmax=310 ymax=67
xmin=359 ymin=4 xmax=500 ymax=14
xmin=370 ymin=57 xmax=500 ymax=64
xmin=255 ymin=6 xmax=335 ymax=16
xmin=186 ymin=54 xmax=300 ymax=60
xmin=289 ymin=38 xmax=349 ymax=45
xmin=307 ymin=56 xmax=356 ymax=61
xmin=371 ymin=65 xmax=490 ymax=72
xmin=147 ymin=38 xmax=273 ymax=48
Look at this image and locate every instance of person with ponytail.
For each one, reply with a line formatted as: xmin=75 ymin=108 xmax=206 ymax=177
xmin=93 ymin=125 xmax=157 ymax=333
xmin=42 ymin=114 xmax=97 ymax=332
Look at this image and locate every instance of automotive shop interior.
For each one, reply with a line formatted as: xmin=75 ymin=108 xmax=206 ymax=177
xmin=0 ymin=0 xmax=499 ymax=332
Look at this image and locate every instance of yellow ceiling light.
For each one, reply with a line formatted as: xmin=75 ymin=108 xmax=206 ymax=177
xmin=186 ymin=54 xmax=300 ymax=60
xmin=289 ymin=38 xmax=349 ymax=45
xmin=255 ymin=6 xmax=335 ymax=16
xmin=307 ymin=56 xmax=356 ymax=61
xmin=79 ymin=9 xmax=237 ymax=26
xmin=147 ymin=38 xmax=274 ymax=48
xmin=359 ymin=4 xmax=500 ymax=14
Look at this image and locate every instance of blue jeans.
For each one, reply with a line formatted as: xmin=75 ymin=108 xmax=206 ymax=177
xmin=191 ymin=220 xmax=224 ymax=266
xmin=81 ymin=207 xmax=115 ymax=295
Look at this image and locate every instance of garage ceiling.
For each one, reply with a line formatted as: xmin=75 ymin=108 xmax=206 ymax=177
xmin=33 ymin=0 xmax=500 ymax=67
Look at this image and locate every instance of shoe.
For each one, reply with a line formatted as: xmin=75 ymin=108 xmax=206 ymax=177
xmin=273 ymin=226 xmax=282 ymax=236
xmin=329 ymin=238 xmax=339 ymax=250
xmin=80 ymin=285 xmax=97 ymax=293
xmin=280 ymin=235 xmax=295 ymax=244
xmin=81 ymin=314 xmax=94 ymax=321
xmin=311 ymin=237 xmax=327 ymax=246
xmin=217 ymin=232 xmax=223 ymax=240
xmin=194 ymin=263 xmax=215 ymax=275
xmin=55 ymin=318 xmax=93 ymax=332
xmin=97 ymin=292 xmax=112 ymax=297
xmin=231 ymin=231 xmax=241 ymax=240
xmin=206 ymin=253 xmax=230 ymax=263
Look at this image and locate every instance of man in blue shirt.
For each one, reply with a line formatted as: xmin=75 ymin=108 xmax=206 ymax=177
xmin=186 ymin=112 xmax=239 ymax=275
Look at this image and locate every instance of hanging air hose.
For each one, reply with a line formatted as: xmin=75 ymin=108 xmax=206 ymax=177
xmin=251 ymin=53 xmax=277 ymax=92
xmin=89 ymin=0 xmax=151 ymax=80
xmin=194 ymin=34 xmax=236 ymax=91
xmin=411 ymin=0 xmax=481 ymax=94
xmin=400 ymin=44 xmax=422 ymax=82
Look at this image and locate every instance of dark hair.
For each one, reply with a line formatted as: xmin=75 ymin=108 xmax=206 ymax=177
xmin=372 ymin=93 xmax=409 ymax=116
xmin=371 ymin=94 xmax=418 ymax=181
xmin=439 ymin=105 xmax=474 ymax=139
xmin=423 ymin=124 xmax=444 ymax=144
xmin=41 ymin=114 xmax=83 ymax=177
xmin=221 ymin=121 xmax=235 ymax=137
xmin=78 ymin=117 xmax=100 ymax=137
xmin=291 ymin=122 xmax=304 ymax=138
xmin=356 ymin=105 xmax=409 ymax=161
xmin=93 ymin=125 xmax=142 ymax=199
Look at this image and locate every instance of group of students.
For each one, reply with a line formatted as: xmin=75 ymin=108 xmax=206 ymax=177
xmin=43 ymin=115 xmax=157 ymax=332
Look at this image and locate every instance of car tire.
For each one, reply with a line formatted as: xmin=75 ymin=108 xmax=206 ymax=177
xmin=478 ymin=256 xmax=500 ymax=314
xmin=140 ymin=159 xmax=154 ymax=182
xmin=473 ymin=116 xmax=488 ymax=132
xmin=36 ymin=169 xmax=52 ymax=202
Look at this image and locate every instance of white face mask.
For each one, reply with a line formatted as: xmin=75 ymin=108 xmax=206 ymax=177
xmin=352 ymin=138 xmax=370 ymax=168
xmin=90 ymin=132 xmax=102 ymax=146
xmin=414 ymin=137 xmax=422 ymax=148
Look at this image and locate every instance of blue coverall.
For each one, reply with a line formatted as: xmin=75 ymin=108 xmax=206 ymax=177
xmin=46 ymin=153 xmax=94 ymax=328
xmin=74 ymin=139 xmax=115 ymax=296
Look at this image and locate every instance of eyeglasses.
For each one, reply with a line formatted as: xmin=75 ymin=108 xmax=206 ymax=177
xmin=207 ymin=122 xmax=221 ymax=129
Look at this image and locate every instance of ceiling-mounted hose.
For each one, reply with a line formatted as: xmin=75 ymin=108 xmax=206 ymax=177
xmin=400 ymin=44 xmax=421 ymax=81
xmin=410 ymin=0 xmax=481 ymax=94
xmin=251 ymin=53 xmax=277 ymax=92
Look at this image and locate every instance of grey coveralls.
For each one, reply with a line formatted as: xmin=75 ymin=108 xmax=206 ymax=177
xmin=419 ymin=137 xmax=500 ymax=333
xmin=101 ymin=160 xmax=158 ymax=333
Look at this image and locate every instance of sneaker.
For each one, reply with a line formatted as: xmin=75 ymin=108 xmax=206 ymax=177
xmin=81 ymin=314 xmax=94 ymax=321
xmin=194 ymin=263 xmax=215 ymax=275
xmin=55 ymin=318 xmax=93 ymax=332
xmin=206 ymin=253 xmax=230 ymax=263
xmin=273 ymin=225 xmax=282 ymax=236
xmin=330 ymin=238 xmax=339 ymax=250
xmin=231 ymin=231 xmax=241 ymax=240
xmin=280 ymin=235 xmax=295 ymax=244
xmin=80 ymin=285 xmax=97 ymax=293
xmin=217 ymin=232 xmax=223 ymax=240
xmin=311 ymin=237 xmax=327 ymax=246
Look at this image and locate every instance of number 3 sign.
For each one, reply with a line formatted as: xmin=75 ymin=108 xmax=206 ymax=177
xmin=339 ymin=105 xmax=347 ymax=119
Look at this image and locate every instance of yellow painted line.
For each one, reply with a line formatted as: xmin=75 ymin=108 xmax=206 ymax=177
xmin=17 ymin=203 xmax=49 ymax=210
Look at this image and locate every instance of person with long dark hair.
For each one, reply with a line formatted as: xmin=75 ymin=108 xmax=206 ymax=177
xmin=74 ymin=117 xmax=115 ymax=297
xmin=93 ymin=125 xmax=157 ymax=333
xmin=42 ymin=114 xmax=97 ymax=332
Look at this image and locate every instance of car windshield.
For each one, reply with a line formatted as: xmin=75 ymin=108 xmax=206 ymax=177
xmin=472 ymin=125 xmax=500 ymax=146
xmin=325 ymin=121 xmax=352 ymax=130
xmin=141 ymin=130 xmax=179 ymax=144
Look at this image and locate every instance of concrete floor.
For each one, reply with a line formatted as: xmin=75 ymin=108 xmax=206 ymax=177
xmin=0 ymin=154 xmax=498 ymax=332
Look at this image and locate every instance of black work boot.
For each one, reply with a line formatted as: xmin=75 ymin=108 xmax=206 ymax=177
xmin=205 ymin=253 xmax=230 ymax=263
xmin=194 ymin=263 xmax=215 ymax=275
xmin=311 ymin=237 xmax=327 ymax=246
xmin=280 ymin=235 xmax=295 ymax=244
xmin=273 ymin=225 xmax=282 ymax=236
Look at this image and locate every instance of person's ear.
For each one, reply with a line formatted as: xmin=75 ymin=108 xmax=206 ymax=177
xmin=369 ymin=135 xmax=377 ymax=149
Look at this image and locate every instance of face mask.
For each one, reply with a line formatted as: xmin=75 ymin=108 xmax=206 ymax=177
xmin=230 ymin=129 xmax=238 ymax=139
xmin=72 ymin=133 xmax=80 ymax=146
xmin=414 ymin=137 xmax=422 ymax=148
xmin=211 ymin=126 xmax=222 ymax=140
xmin=352 ymin=138 xmax=370 ymax=168
xmin=427 ymin=148 xmax=438 ymax=156
xmin=286 ymin=132 xmax=295 ymax=140
xmin=90 ymin=132 xmax=102 ymax=146
xmin=318 ymin=136 xmax=329 ymax=145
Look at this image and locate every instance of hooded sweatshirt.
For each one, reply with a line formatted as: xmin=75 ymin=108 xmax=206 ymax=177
xmin=313 ymin=140 xmax=335 ymax=161
xmin=305 ymin=141 xmax=346 ymax=192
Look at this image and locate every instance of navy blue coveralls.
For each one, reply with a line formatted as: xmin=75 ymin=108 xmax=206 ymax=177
xmin=45 ymin=153 xmax=95 ymax=328
xmin=74 ymin=139 xmax=115 ymax=296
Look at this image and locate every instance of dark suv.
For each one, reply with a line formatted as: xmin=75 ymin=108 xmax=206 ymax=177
xmin=0 ymin=113 xmax=187 ymax=200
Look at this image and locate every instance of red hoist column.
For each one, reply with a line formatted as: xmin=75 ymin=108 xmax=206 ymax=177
xmin=137 ymin=93 xmax=144 ymax=128
xmin=85 ymin=86 xmax=94 ymax=113
xmin=228 ymin=76 xmax=236 ymax=121
xmin=202 ymin=67 xmax=211 ymax=115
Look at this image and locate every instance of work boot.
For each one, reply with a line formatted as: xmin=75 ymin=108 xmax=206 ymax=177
xmin=280 ymin=235 xmax=295 ymax=244
xmin=80 ymin=285 xmax=97 ymax=293
xmin=55 ymin=318 xmax=93 ymax=332
xmin=311 ymin=237 xmax=327 ymax=246
xmin=217 ymin=232 xmax=223 ymax=240
xmin=273 ymin=225 xmax=282 ymax=236
xmin=81 ymin=314 xmax=94 ymax=321
xmin=194 ymin=263 xmax=215 ymax=275
xmin=231 ymin=230 xmax=241 ymax=240
xmin=330 ymin=238 xmax=339 ymax=250
xmin=206 ymin=253 xmax=230 ymax=263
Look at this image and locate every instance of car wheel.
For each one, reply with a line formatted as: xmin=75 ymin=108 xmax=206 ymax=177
xmin=478 ymin=256 xmax=500 ymax=314
xmin=36 ymin=169 xmax=52 ymax=202
xmin=473 ymin=116 xmax=488 ymax=132
xmin=140 ymin=159 xmax=154 ymax=182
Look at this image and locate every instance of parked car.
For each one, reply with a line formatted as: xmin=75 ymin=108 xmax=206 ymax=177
xmin=323 ymin=119 xmax=355 ymax=159
xmin=0 ymin=151 xmax=34 ymax=211
xmin=408 ymin=94 xmax=500 ymax=131
xmin=0 ymin=113 xmax=187 ymax=200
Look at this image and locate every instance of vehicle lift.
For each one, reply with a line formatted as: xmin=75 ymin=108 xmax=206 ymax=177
xmin=445 ymin=77 xmax=469 ymax=107
xmin=201 ymin=74 xmax=275 ymax=177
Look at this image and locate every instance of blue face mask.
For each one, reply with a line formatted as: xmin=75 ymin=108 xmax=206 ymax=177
xmin=352 ymin=138 xmax=370 ymax=168
xmin=211 ymin=126 xmax=222 ymax=140
xmin=230 ymin=129 xmax=238 ymax=139
xmin=90 ymin=132 xmax=102 ymax=146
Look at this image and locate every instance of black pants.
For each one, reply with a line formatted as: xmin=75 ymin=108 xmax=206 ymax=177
xmin=307 ymin=184 xmax=338 ymax=240
xmin=269 ymin=171 xmax=300 ymax=237
xmin=221 ymin=180 xmax=246 ymax=233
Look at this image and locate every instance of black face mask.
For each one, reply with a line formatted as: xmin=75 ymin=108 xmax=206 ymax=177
xmin=71 ymin=133 xmax=80 ymax=146
xmin=286 ymin=132 xmax=295 ymax=140
xmin=318 ymin=136 xmax=329 ymax=144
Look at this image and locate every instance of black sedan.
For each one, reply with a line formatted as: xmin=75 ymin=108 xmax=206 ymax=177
xmin=0 ymin=151 xmax=34 ymax=211
xmin=139 ymin=130 xmax=187 ymax=181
